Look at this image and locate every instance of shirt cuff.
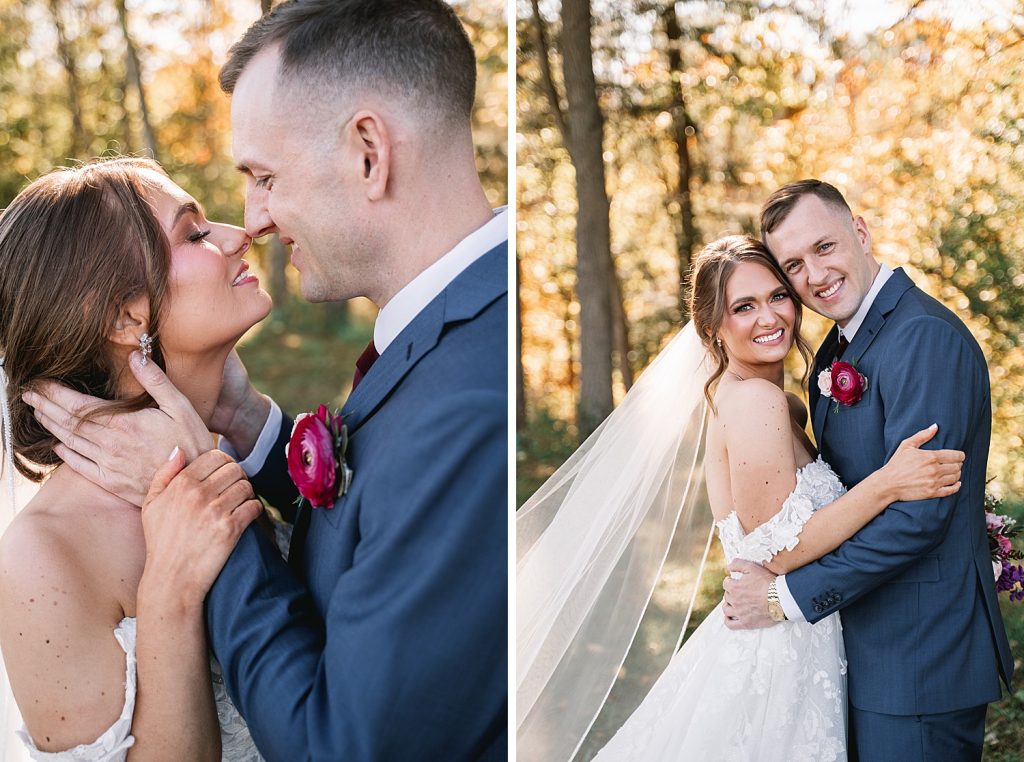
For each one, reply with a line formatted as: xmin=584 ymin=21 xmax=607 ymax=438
xmin=776 ymin=574 xmax=806 ymax=622
xmin=218 ymin=399 xmax=283 ymax=478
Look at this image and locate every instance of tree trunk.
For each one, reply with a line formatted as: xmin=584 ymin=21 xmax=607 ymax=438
xmin=47 ymin=0 xmax=86 ymax=158
xmin=610 ymin=266 xmax=633 ymax=390
xmin=560 ymin=0 xmax=614 ymax=440
xmin=516 ymin=254 xmax=527 ymax=429
xmin=115 ymin=0 xmax=158 ymax=162
xmin=662 ymin=5 xmax=698 ymax=304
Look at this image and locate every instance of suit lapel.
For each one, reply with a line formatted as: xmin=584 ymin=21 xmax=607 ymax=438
xmin=341 ymin=241 xmax=507 ymax=434
xmin=811 ymin=326 xmax=839 ymax=444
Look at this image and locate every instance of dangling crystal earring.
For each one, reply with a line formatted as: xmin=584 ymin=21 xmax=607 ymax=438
xmin=715 ymin=337 xmax=722 ymax=348
xmin=139 ymin=333 xmax=154 ymax=365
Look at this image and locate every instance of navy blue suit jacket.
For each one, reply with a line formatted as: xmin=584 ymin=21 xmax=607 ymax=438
xmin=787 ymin=268 xmax=1012 ymax=715
xmin=205 ymin=244 xmax=508 ymax=760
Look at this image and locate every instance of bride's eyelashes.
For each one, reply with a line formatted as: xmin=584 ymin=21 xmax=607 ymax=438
xmin=187 ymin=228 xmax=212 ymax=243
xmin=733 ymin=292 xmax=790 ymax=313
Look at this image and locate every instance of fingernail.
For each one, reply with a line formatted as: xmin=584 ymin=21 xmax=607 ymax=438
xmin=930 ymin=423 xmax=938 ymax=429
xmin=168 ymin=446 xmax=180 ymax=461
xmin=21 ymin=391 xmax=36 ymax=406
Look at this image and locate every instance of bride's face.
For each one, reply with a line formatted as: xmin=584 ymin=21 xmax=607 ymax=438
xmin=717 ymin=261 xmax=797 ymax=368
xmin=141 ymin=170 xmax=272 ymax=356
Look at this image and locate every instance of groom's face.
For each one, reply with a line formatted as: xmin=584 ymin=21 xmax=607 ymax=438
xmin=765 ymin=195 xmax=879 ymax=326
xmin=230 ymin=47 xmax=371 ymax=303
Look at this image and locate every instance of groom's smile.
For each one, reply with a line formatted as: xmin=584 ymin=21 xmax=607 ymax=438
xmin=815 ymin=278 xmax=844 ymax=301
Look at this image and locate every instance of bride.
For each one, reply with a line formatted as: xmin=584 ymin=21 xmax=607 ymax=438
xmin=517 ymin=235 xmax=964 ymax=761
xmin=0 ymin=157 xmax=270 ymax=760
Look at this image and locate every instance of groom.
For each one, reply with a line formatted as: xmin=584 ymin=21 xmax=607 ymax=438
xmin=26 ymin=1 xmax=507 ymax=760
xmin=723 ymin=180 xmax=1012 ymax=760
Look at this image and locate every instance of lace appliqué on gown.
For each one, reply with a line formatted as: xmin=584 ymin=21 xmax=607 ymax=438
xmin=17 ymin=617 xmax=262 ymax=762
xmin=595 ymin=457 xmax=849 ymax=762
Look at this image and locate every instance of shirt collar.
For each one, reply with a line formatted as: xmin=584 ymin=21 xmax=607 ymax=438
xmin=373 ymin=207 xmax=508 ymax=353
xmin=839 ymin=262 xmax=893 ymax=342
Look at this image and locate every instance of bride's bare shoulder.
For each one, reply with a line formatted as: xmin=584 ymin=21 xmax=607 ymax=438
xmin=0 ymin=488 xmax=139 ymax=628
xmin=0 ymin=503 xmax=106 ymax=618
xmin=715 ymin=377 xmax=788 ymax=419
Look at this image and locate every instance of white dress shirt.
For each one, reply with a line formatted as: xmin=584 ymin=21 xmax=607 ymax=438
xmin=223 ymin=207 xmax=508 ymax=476
xmin=776 ymin=262 xmax=894 ymax=621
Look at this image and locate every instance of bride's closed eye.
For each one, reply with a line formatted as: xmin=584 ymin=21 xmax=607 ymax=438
xmin=187 ymin=228 xmax=212 ymax=243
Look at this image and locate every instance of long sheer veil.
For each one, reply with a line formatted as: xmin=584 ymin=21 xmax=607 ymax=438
xmin=517 ymin=321 xmax=717 ymax=761
xmin=1 ymin=470 xmax=33 ymax=762
xmin=1 ymin=360 xmax=32 ymax=762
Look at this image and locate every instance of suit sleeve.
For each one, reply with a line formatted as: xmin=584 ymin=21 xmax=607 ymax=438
xmin=204 ymin=390 xmax=507 ymax=761
xmin=785 ymin=316 xmax=987 ymax=623
xmin=247 ymin=412 xmax=301 ymax=523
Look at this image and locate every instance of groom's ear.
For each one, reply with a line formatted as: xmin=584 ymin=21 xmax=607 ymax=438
xmin=107 ymin=294 xmax=150 ymax=349
xmin=852 ymin=215 xmax=871 ymax=254
xmin=347 ymin=111 xmax=391 ymax=203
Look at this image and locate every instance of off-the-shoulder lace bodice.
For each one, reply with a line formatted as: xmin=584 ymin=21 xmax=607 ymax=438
xmin=715 ymin=456 xmax=847 ymax=564
xmin=17 ymin=618 xmax=261 ymax=761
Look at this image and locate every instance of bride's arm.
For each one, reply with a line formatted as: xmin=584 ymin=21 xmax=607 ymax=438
xmin=130 ymin=450 xmax=262 ymax=760
xmin=722 ymin=380 xmax=962 ymax=576
xmin=130 ymin=579 xmax=220 ymax=761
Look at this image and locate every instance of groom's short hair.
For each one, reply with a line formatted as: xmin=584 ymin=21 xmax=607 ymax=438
xmin=760 ymin=179 xmax=853 ymax=240
xmin=220 ymin=0 xmax=477 ymax=126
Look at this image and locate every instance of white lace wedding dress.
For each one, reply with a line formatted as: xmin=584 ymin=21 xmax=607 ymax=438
xmin=15 ymin=617 xmax=261 ymax=761
xmin=594 ymin=457 xmax=849 ymax=762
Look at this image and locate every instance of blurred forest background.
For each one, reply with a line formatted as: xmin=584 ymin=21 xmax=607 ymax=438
xmin=516 ymin=0 xmax=1024 ymax=757
xmin=0 ymin=0 xmax=508 ymax=415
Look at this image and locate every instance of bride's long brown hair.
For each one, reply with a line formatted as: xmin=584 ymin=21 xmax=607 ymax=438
xmin=686 ymin=235 xmax=814 ymax=409
xmin=0 ymin=157 xmax=171 ymax=481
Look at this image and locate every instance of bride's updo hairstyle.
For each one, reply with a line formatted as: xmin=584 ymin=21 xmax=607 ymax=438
xmin=0 ymin=157 xmax=170 ymax=481
xmin=686 ymin=234 xmax=813 ymax=407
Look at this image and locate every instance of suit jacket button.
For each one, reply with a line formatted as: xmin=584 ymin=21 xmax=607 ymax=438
xmin=814 ymin=604 xmax=825 ymax=613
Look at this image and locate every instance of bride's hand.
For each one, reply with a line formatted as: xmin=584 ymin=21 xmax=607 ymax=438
xmin=24 ymin=351 xmax=212 ymax=505
xmin=139 ymin=448 xmax=263 ymax=610
xmin=881 ymin=424 xmax=964 ymax=503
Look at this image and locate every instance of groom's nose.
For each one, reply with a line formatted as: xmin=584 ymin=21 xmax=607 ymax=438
xmin=244 ymin=186 xmax=277 ymax=239
xmin=804 ymin=257 xmax=828 ymax=286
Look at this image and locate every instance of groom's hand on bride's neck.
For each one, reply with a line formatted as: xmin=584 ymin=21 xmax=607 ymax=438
xmin=24 ymin=353 xmax=213 ymax=505
xmin=207 ymin=349 xmax=270 ymax=460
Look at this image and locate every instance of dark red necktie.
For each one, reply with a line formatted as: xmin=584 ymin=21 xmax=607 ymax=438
xmin=835 ymin=334 xmax=849 ymax=360
xmin=352 ymin=340 xmax=379 ymax=390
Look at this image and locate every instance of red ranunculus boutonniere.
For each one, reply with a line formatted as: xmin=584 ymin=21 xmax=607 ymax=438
xmin=286 ymin=404 xmax=353 ymax=510
xmin=817 ymin=359 xmax=868 ymax=413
